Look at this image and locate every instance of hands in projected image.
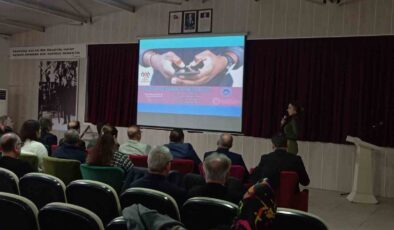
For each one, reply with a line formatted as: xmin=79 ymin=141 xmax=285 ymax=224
xmin=144 ymin=49 xmax=239 ymax=86
xmin=144 ymin=51 xmax=186 ymax=80
xmin=171 ymin=50 xmax=230 ymax=85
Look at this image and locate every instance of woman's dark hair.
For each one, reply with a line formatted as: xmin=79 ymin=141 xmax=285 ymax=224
xmin=289 ymin=101 xmax=303 ymax=115
xmin=86 ymin=133 xmax=115 ymax=166
xmin=39 ymin=117 xmax=53 ymax=134
xmin=20 ymin=120 xmax=40 ymax=142
xmin=100 ymin=124 xmax=118 ymax=138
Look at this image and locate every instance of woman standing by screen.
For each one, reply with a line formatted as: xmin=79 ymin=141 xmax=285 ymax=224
xmin=281 ymin=102 xmax=302 ymax=155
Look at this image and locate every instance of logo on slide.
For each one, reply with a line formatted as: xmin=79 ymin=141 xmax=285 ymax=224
xmin=222 ymin=88 xmax=232 ymax=97
xmin=140 ymin=71 xmax=151 ymax=80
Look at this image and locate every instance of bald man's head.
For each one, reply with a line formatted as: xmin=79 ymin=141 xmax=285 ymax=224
xmin=67 ymin=120 xmax=81 ymax=133
xmin=127 ymin=125 xmax=141 ymax=141
xmin=0 ymin=133 xmax=22 ymax=156
xmin=218 ymin=133 xmax=233 ymax=149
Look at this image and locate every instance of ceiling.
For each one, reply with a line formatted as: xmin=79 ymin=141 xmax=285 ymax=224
xmin=0 ymin=0 xmax=185 ymax=37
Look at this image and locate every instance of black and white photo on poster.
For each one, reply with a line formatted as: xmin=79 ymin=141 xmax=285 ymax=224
xmin=38 ymin=60 xmax=78 ymax=131
xmin=183 ymin=10 xmax=197 ymax=33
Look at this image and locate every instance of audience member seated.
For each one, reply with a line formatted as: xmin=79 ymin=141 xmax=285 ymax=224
xmin=39 ymin=117 xmax=58 ymax=155
xmin=165 ymin=128 xmax=201 ymax=172
xmin=232 ymin=179 xmax=277 ymax=230
xmin=58 ymin=120 xmax=86 ymax=150
xmin=250 ymin=133 xmax=310 ymax=190
xmin=119 ymin=125 xmax=151 ymax=156
xmin=20 ymin=120 xmax=48 ymax=170
xmin=101 ymin=125 xmax=120 ymax=151
xmin=188 ymin=153 xmax=243 ymax=204
xmin=204 ymin=133 xmax=249 ymax=180
xmin=86 ymin=122 xmax=113 ymax=149
xmin=125 ymin=146 xmax=187 ymax=206
xmin=0 ymin=133 xmax=34 ymax=178
xmin=86 ymin=133 xmax=133 ymax=172
xmin=0 ymin=115 xmax=14 ymax=137
xmin=53 ymin=129 xmax=86 ymax=163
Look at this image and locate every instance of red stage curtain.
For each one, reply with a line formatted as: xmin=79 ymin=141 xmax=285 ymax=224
xmin=86 ymin=44 xmax=138 ymax=126
xmin=243 ymin=37 xmax=394 ymax=146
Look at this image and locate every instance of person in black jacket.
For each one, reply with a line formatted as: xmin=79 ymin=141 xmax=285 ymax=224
xmin=204 ymin=133 xmax=249 ymax=181
xmin=188 ymin=153 xmax=243 ymax=204
xmin=250 ymin=133 xmax=310 ymax=190
xmin=58 ymin=120 xmax=86 ymax=150
xmin=0 ymin=133 xmax=34 ymax=178
xmin=39 ymin=117 xmax=57 ymax=155
xmin=53 ymin=129 xmax=86 ymax=163
xmin=165 ymin=128 xmax=201 ymax=173
xmin=126 ymin=146 xmax=187 ymax=206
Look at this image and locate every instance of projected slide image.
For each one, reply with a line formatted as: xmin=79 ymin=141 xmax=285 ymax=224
xmin=137 ymin=35 xmax=245 ymax=132
xmin=139 ymin=47 xmax=243 ymax=87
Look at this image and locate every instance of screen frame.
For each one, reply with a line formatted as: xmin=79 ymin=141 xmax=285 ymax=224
xmin=136 ymin=34 xmax=247 ymax=134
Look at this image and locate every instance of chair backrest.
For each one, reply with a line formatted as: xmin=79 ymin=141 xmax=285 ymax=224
xmin=51 ymin=145 xmax=58 ymax=153
xmin=0 ymin=192 xmax=39 ymax=230
xmin=170 ymin=159 xmax=194 ymax=174
xmin=0 ymin=167 xmax=19 ymax=194
xmin=39 ymin=202 xmax=105 ymax=230
xmin=277 ymin=171 xmax=299 ymax=207
xmin=42 ymin=156 xmax=82 ymax=185
xmin=128 ymin=155 xmax=148 ymax=168
xmin=19 ymin=154 xmax=39 ymax=171
xmin=181 ymin=197 xmax=239 ymax=230
xmin=229 ymin=165 xmax=246 ymax=181
xmin=106 ymin=216 xmax=127 ymax=230
xmin=67 ymin=180 xmax=121 ymax=226
xmin=199 ymin=163 xmax=246 ymax=182
xmin=273 ymin=208 xmax=328 ymax=230
xmin=80 ymin=164 xmax=125 ymax=193
xmin=19 ymin=173 xmax=66 ymax=209
xmin=120 ymin=187 xmax=180 ymax=221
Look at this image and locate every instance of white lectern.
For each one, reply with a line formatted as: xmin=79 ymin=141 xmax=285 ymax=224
xmin=346 ymin=136 xmax=381 ymax=204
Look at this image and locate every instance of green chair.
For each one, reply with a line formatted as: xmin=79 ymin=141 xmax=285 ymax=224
xmin=19 ymin=154 xmax=39 ymax=172
xmin=42 ymin=157 xmax=82 ymax=185
xmin=80 ymin=164 xmax=125 ymax=193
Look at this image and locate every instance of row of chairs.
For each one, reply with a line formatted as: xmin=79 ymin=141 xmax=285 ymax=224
xmin=18 ymin=154 xmax=125 ymax=192
xmin=0 ymin=167 xmax=173 ymax=225
xmin=19 ymin=154 xmax=309 ymax=212
xmin=0 ymin=190 xmax=328 ymax=230
xmin=0 ymin=167 xmax=241 ymax=229
xmin=19 ymin=154 xmax=82 ymax=185
xmin=129 ymin=155 xmax=247 ymax=181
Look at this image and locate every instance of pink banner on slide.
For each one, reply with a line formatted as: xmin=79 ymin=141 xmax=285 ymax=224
xmin=138 ymin=86 xmax=242 ymax=106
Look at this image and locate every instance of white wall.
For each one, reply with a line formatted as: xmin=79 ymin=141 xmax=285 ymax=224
xmin=5 ymin=0 xmax=394 ymax=198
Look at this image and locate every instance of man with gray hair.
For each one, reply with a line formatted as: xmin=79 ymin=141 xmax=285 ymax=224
xmin=59 ymin=120 xmax=86 ymax=150
xmin=188 ymin=153 xmax=243 ymax=204
xmin=53 ymin=129 xmax=86 ymax=163
xmin=0 ymin=133 xmax=34 ymax=178
xmin=204 ymin=133 xmax=249 ymax=181
xmin=126 ymin=146 xmax=187 ymax=205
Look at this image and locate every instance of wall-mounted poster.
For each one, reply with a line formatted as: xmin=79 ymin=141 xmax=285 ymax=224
xmin=197 ymin=9 xmax=213 ymax=33
xmin=38 ymin=60 xmax=78 ymax=131
xmin=168 ymin=11 xmax=183 ymax=34
xmin=183 ymin=10 xmax=197 ymax=33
